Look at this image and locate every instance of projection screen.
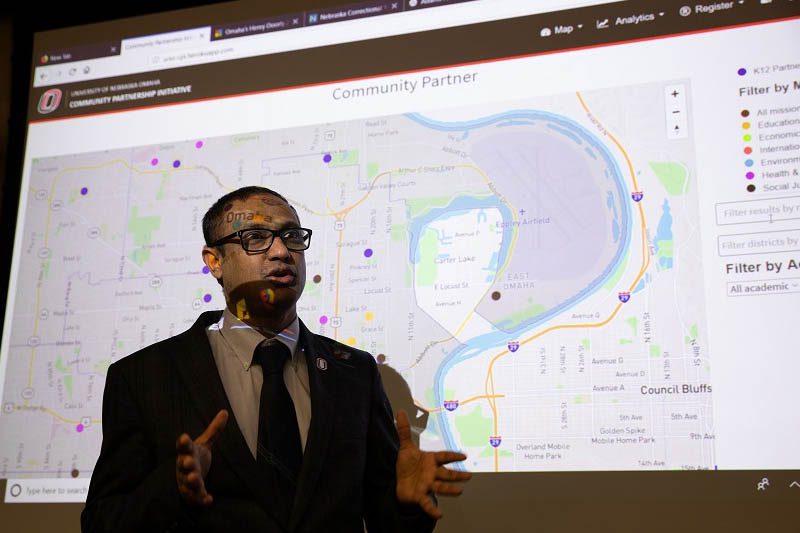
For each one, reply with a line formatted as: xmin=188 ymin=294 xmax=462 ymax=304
xmin=1 ymin=0 xmax=799 ymax=530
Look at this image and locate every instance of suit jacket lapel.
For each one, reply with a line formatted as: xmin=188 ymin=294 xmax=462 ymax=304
xmin=290 ymin=321 xmax=338 ymax=531
xmin=173 ymin=311 xmax=288 ymax=527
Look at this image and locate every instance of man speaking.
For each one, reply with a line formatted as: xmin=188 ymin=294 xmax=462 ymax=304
xmin=81 ymin=186 xmax=470 ymax=532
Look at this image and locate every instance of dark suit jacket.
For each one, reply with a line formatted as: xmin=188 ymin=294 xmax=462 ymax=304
xmin=81 ymin=310 xmax=436 ymax=533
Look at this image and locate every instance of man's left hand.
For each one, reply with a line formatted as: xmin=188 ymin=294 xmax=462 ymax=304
xmin=395 ymin=410 xmax=471 ymax=519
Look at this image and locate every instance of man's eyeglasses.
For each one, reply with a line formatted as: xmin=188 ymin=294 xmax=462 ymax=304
xmin=210 ymin=227 xmax=312 ymax=252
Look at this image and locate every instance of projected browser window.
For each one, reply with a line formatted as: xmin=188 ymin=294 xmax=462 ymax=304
xmin=3 ymin=0 xmax=799 ymax=502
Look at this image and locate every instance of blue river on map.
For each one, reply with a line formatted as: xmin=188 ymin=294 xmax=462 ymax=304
xmin=404 ymin=110 xmax=632 ymax=464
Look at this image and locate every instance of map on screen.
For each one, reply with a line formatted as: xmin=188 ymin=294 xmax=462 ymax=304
xmin=0 ymin=78 xmax=713 ymax=477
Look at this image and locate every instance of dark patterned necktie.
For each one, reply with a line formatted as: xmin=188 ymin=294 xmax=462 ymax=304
xmin=253 ymin=340 xmax=303 ymax=516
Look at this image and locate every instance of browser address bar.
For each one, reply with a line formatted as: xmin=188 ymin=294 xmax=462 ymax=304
xmin=150 ymin=45 xmax=237 ymax=67
xmin=34 ymin=0 xmax=627 ymax=87
xmin=147 ymin=0 xmax=627 ymax=70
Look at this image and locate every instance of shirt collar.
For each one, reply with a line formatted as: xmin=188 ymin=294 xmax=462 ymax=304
xmin=211 ymin=308 xmax=300 ymax=369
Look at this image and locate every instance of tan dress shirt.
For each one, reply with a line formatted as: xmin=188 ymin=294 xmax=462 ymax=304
xmin=205 ymin=308 xmax=312 ymax=458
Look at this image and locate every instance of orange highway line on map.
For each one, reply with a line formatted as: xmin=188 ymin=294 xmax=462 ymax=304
xmin=414 ymin=394 xmax=506 ymax=413
xmin=42 ymin=408 xmax=102 ymax=425
xmin=12 ymin=405 xmax=101 ymax=425
xmin=331 ymin=169 xmax=394 ymax=218
xmin=576 ymin=91 xmax=652 ymax=288
xmin=483 ymin=92 xmax=653 ymax=472
xmin=322 ymin=169 xmax=395 ymax=341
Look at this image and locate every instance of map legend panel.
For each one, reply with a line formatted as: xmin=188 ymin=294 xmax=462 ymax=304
xmin=735 ymin=65 xmax=800 ymax=196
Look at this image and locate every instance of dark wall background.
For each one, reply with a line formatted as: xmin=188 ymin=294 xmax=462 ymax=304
xmin=1 ymin=11 xmax=14 ymax=229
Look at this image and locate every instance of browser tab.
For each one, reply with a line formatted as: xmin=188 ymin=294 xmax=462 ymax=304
xmin=38 ymin=41 xmax=121 ymax=66
xmin=210 ymin=15 xmax=301 ymax=41
xmin=121 ymin=27 xmax=211 ymax=54
xmin=405 ymin=0 xmax=477 ymax=10
xmin=306 ymin=1 xmax=404 ymax=26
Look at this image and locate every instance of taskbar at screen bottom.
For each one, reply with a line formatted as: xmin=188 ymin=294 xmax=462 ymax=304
xmin=2 ymin=470 xmax=799 ymax=503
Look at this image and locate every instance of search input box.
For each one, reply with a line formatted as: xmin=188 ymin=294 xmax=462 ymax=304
xmin=718 ymin=229 xmax=800 ymax=257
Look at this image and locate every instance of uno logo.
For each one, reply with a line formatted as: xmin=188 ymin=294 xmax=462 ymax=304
xmin=37 ymin=88 xmax=62 ymax=114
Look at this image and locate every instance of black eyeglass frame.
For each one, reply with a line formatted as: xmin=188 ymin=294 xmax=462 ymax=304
xmin=209 ymin=227 xmax=313 ymax=252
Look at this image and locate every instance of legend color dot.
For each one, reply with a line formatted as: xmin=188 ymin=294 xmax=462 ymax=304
xmin=737 ymin=68 xmax=746 ymax=76
xmin=744 ymin=147 xmax=752 ymax=154
xmin=742 ymin=122 xmax=750 ymax=130
xmin=743 ymin=134 xmax=752 ymax=142
xmin=746 ymin=172 xmax=754 ymax=180
xmin=741 ymin=110 xmax=749 ymax=117
xmin=747 ymin=184 xmax=756 ymax=192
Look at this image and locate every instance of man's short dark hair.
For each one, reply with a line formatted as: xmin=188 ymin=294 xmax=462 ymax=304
xmin=202 ymin=186 xmax=298 ymax=247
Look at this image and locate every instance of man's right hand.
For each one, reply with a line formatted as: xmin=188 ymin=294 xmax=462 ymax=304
xmin=175 ymin=409 xmax=229 ymax=506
